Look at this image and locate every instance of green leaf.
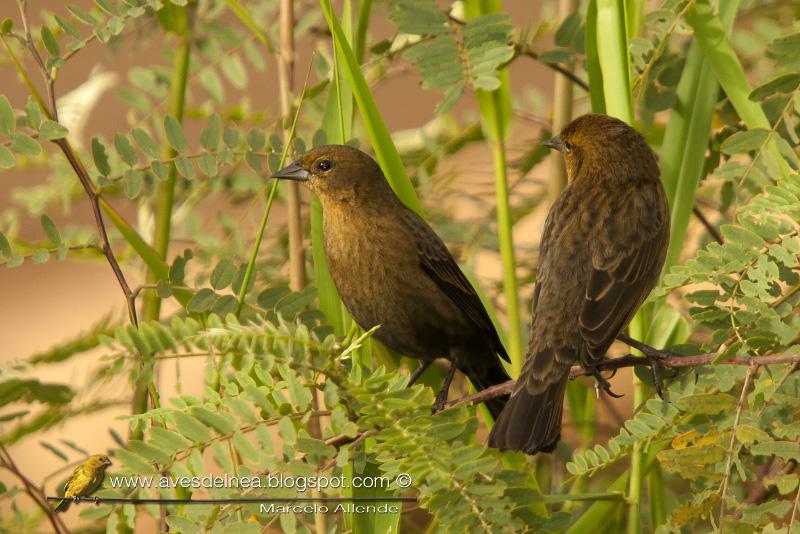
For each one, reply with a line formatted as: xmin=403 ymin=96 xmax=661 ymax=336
xmin=720 ymin=224 xmax=765 ymax=249
xmin=0 ymin=95 xmax=14 ymax=136
xmin=173 ymin=156 xmax=195 ymax=179
xmin=720 ymin=128 xmax=770 ymax=155
xmin=91 ymin=137 xmax=111 ymax=176
xmin=555 ymin=12 xmax=582 ymax=47
xmin=232 ymin=432 xmax=260 ymax=464
xmin=750 ymin=441 xmax=800 ymax=462
xmin=1 ymin=18 xmax=13 ymax=34
xmin=123 ymin=169 xmax=142 ymax=198
xmin=40 ymin=26 xmax=60 ymax=57
xmin=187 ymin=288 xmax=216 ymax=313
xmin=197 ymin=153 xmax=218 ymax=177
xmin=114 ymin=133 xmax=138 ymax=166
xmin=221 ymin=54 xmax=248 ymax=88
xmin=31 ymin=249 xmax=49 ymax=264
xmin=200 ymin=68 xmax=224 ymax=103
xmin=115 ymin=449 xmax=155 ymax=474
xmin=172 ymin=412 xmax=211 ymax=443
xmin=200 ymin=115 xmax=221 ymax=150
xmin=131 ymin=128 xmax=160 ymax=158
xmin=55 ymin=15 xmax=81 ymax=39
xmin=68 ymin=5 xmax=98 ymax=26
xmin=164 ymin=115 xmax=187 ymax=153
xmin=25 ymin=97 xmax=41 ymax=128
xmin=0 ymin=146 xmax=15 ymax=168
xmin=38 ymin=120 xmax=69 ymax=140
xmin=12 ymin=133 xmax=41 ymax=156
xmin=40 ymin=215 xmax=61 ymax=245
xmin=749 ymin=73 xmax=800 ymax=101
xmin=0 ymin=232 xmax=11 ymax=258
xmin=210 ymin=259 xmax=236 ymax=290
xmin=676 ymin=393 xmax=737 ymax=415
xmin=736 ymin=424 xmax=770 ymax=445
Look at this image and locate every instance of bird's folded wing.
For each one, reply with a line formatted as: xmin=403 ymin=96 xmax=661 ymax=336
xmin=407 ymin=215 xmax=510 ymax=363
xmin=579 ymin=185 xmax=668 ymax=361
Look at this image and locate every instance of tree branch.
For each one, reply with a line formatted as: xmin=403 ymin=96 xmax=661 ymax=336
xmin=512 ymin=44 xmax=590 ymax=91
xmin=692 ymin=205 xmax=724 ymax=245
xmin=445 ymin=351 xmax=800 ymax=409
xmin=0 ymin=444 xmax=70 ymax=534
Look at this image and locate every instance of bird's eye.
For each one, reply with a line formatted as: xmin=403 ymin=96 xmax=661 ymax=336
xmin=563 ymin=142 xmax=573 ymax=153
xmin=318 ymin=160 xmax=333 ymax=172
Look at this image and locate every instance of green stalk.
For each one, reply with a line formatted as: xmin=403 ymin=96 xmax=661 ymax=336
xmin=662 ymin=0 xmax=740 ymax=271
xmin=133 ymin=6 xmax=195 ymax=440
xmin=140 ymin=15 xmax=194 ymax=324
xmin=686 ymin=0 xmax=790 ymax=180
xmin=584 ymin=1 xmax=605 ymax=114
xmin=595 ymin=0 xmax=632 ymax=122
xmin=464 ymin=0 xmax=523 ymax=375
xmin=319 ymin=0 xmax=423 ymax=215
xmin=235 ymin=83 xmax=308 ymax=314
xmin=593 ymin=2 xmax=647 ymax=529
xmin=489 ymin=138 xmax=523 ymax=374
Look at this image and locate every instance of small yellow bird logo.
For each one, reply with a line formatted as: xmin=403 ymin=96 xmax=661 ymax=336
xmin=54 ymin=454 xmax=112 ymax=512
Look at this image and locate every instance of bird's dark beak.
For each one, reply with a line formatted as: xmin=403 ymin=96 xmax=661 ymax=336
xmin=271 ymin=161 xmax=310 ymax=182
xmin=543 ymin=135 xmax=564 ymax=152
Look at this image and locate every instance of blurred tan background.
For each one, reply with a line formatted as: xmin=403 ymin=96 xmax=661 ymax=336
xmin=0 ymin=0 xmax=635 ymax=529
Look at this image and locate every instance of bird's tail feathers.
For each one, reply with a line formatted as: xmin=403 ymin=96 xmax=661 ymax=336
xmin=459 ymin=360 xmax=511 ymax=419
xmin=488 ymin=370 xmax=569 ymax=454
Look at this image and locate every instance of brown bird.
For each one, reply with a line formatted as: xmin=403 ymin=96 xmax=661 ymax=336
xmin=272 ymin=145 xmax=510 ymax=417
xmin=489 ymin=114 xmax=670 ymax=454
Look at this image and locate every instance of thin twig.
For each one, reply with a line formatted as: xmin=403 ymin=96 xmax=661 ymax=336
xmin=513 ymin=44 xmax=590 ymax=91
xmin=718 ymin=365 xmax=755 ymax=527
xmin=692 ymin=205 xmax=723 ymax=244
xmin=12 ymin=3 xmax=139 ymax=327
xmin=0 ymin=444 xmax=70 ymax=534
xmin=53 ymin=139 xmax=139 ymax=326
xmin=16 ymin=0 xmax=57 ymax=120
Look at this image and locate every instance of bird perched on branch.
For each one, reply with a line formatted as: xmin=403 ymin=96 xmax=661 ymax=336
xmin=54 ymin=454 xmax=112 ymax=511
xmin=272 ymin=145 xmax=510 ymax=417
xmin=489 ymin=114 xmax=670 ymax=454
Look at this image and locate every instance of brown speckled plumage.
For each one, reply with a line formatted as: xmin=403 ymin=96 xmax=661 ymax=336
xmin=273 ymin=145 xmax=510 ymax=417
xmin=489 ymin=114 xmax=669 ymax=454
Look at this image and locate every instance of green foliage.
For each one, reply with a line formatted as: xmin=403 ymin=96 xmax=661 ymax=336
xmin=387 ymin=0 xmax=514 ymax=112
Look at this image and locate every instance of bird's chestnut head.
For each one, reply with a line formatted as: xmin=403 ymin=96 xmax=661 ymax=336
xmin=544 ymin=113 xmax=659 ymax=182
xmin=271 ymin=144 xmax=391 ymax=205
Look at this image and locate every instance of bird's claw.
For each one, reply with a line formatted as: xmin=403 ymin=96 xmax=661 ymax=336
xmin=71 ymin=495 xmax=80 ymax=503
xmin=589 ymin=366 xmax=623 ymax=399
xmin=617 ymin=334 xmax=675 ymax=399
xmin=92 ymin=497 xmax=100 ymax=505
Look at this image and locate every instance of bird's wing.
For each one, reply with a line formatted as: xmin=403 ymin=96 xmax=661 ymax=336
xmin=405 ymin=212 xmax=510 ymax=362
xmin=578 ymin=181 xmax=668 ymax=362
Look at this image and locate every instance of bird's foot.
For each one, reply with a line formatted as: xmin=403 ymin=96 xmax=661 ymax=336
xmin=431 ymin=360 xmax=458 ymax=414
xmin=588 ymin=364 xmax=624 ymax=399
xmin=71 ymin=495 xmax=80 ymax=503
xmin=432 ymin=388 xmax=448 ymax=414
xmin=617 ymin=334 xmax=677 ymax=398
xmin=92 ymin=496 xmax=100 ymax=505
